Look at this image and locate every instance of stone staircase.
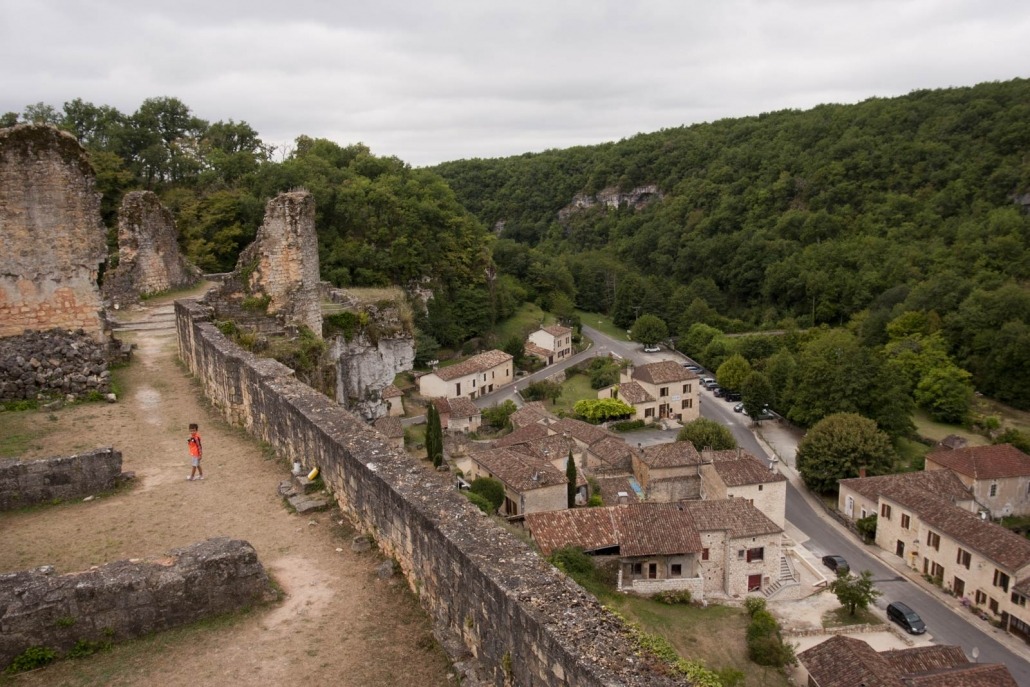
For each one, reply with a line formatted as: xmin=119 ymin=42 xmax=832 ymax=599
xmin=763 ymin=554 xmax=801 ymax=599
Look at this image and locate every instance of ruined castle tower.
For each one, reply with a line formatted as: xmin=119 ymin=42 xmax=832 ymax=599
xmin=232 ymin=190 xmax=322 ymax=334
xmin=101 ymin=190 xmax=201 ymax=306
xmin=0 ymin=124 xmax=107 ymax=338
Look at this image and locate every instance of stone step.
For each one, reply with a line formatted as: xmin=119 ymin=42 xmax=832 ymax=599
xmin=291 ymin=473 xmax=322 ymax=495
xmin=288 ymin=492 xmax=331 ymax=514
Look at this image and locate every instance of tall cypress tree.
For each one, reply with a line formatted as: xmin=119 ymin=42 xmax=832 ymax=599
xmin=426 ymin=403 xmax=444 ymax=468
xmin=566 ymin=450 xmax=577 ymax=508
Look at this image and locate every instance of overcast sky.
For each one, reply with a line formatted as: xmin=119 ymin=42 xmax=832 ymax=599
xmin=2 ymin=1 xmax=1027 ymax=166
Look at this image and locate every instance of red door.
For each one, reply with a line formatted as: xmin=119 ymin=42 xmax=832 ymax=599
xmin=747 ymin=574 xmax=762 ymax=592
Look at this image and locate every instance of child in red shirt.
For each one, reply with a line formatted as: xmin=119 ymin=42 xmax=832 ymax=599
xmin=187 ymin=423 xmax=204 ymax=481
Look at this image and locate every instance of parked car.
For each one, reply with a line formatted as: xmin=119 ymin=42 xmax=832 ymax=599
xmin=724 ymin=391 xmax=742 ymax=402
xmin=700 ymin=377 xmax=717 ymax=389
xmin=886 ymin=602 xmax=926 ymax=634
xmin=821 ymin=555 xmax=849 ymax=574
xmin=683 ymin=363 xmax=702 ymax=373
xmin=712 ymin=385 xmax=725 ymax=397
xmin=733 ymin=402 xmax=745 ymax=413
xmin=643 ymin=344 xmax=661 ymax=353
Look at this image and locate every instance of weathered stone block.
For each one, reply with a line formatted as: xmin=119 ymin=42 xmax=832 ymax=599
xmin=0 ymin=447 xmax=122 ymax=510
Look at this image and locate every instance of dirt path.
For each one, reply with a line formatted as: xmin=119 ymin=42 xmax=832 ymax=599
xmin=0 ymin=291 xmax=452 ymax=686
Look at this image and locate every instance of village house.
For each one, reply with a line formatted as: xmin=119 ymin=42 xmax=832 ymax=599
xmin=431 ymin=396 xmax=482 ymax=433
xmin=524 ymin=324 xmax=573 ymax=365
xmin=418 ymin=349 xmax=513 ymax=400
xmin=837 ymin=471 xmax=1030 ymax=643
xmin=598 ymin=360 xmax=699 ymax=423
xmin=381 ymin=383 xmax=404 ymax=417
xmin=924 ymin=443 xmax=1030 ymax=518
xmin=797 ymin=634 xmax=1016 ymax=687
xmin=700 ymin=448 xmax=788 ymax=528
xmin=372 ymin=415 xmax=404 ymax=451
xmin=837 ymin=469 xmax=976 ymax=522
xmin=466 ymin=447 xmax=568 ymax=516
xmin=633 ymin=441 xmax=703 ymax=502
xmin=526 ymin=498 xmax=783 ymax=600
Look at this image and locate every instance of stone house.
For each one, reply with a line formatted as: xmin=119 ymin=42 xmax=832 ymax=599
xmin=372 ymin=416 xmax=404 ymax=451
xmin=837 ymin=469 xmax=976 ymax=522
xmin=466 ymin=447 xmax=568 ymax=516
xmin=797 ymin=634 xmax=1016 ymax=687
xmin=700 ymin=449 xmax=787 ymax=528
xmin=924 ymin=443 xmax=1030 ymax=518
xmin=432 ymin=397 xmax=482 ymax=433
xmin=837 ymin=472 xmax=1030 ymax=642
xmin=598 ymin=361 xmax=699 ymax=423
xmin=525 ymin=324 xmax=573 ymax=365
xmin=632 ymin=442 xmax=703 ymax=502
xmin=418 ymin=349 xmax=513 ymax=400
xmin=684 ymin=499 xmax=783 ymax=598
xmin=381 ymin=384 xmax=404 ymax=417
xmin=526 ymin=499 xmax=783 ymax=600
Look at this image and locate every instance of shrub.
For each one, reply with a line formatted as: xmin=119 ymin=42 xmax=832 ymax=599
xmin=469 ymin=477 xmax=505 ymax=511
xmin=611 ymin=419 xmax=646 ymax=432
xmin=743 ymin=596 xmax=767 ymax=617
xmin=5 ymin=646 xmax=56 ymax=674
xmin=463 ymin=491 xmax=494 ymax=514
xmin=745 ymin=608 xmax=796 ymax=668
xmin=654 ymin=589 xmax=692 ymax=605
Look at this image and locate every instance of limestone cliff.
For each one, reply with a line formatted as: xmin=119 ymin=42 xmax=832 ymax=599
xmin=557 ymin=184 xmax=663 ymax=222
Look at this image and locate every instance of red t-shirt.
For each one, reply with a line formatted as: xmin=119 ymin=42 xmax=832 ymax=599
xmin=188 ymin=433 xmax=203 ymax=457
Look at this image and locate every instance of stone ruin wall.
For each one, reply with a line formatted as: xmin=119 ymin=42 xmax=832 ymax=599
xmin=102 ymin=190 xmax=201 ymax=307
xmin=0 ymin=537 xmax=275 ymax=670
xmin=0 ymin=447 xmax=122 ymax=511
xmin=0 ymin=124 xmax=107 ymax=339
xmin=175 ymin=299 xmax=685 ymax=687
xmin=0 ymin=328 xmax=113 ymax=402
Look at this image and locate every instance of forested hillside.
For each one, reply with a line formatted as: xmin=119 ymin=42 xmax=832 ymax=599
xmin=433 ymin=79 xmax=1030 ymax=410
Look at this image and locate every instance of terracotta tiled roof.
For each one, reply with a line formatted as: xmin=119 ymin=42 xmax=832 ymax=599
xmin=550 ymin=418 xmax=610 ymax=446
xmin=594 ymin=476 xmax=640 ymax=506
xmin=904 ymin=663 xmax=1017 ymax=687
xmin=511 ymin=434 xmax=578 ymax=464
xmin=509 ymin=403 xmax=553 ymax=429
xmin=381 ymin=384 xmax=403 ymax=399
xmin=882 ymin=645 xmax=970 ymax=675
xmin=684 ymin=499 xmax=781 ymax=538
xmin=541 ymin=324 xmax=572 ymax=338
xmin=446 ymin=397 xmax=480 ymax=420
xmin=881 ymin=486 xmax=1030 ymax=571
xmin=631 ymin=360 xmax=694 ymax=385
xmin=524 ymin=342 xmax=552 ymax=358
xmin=431 ymin=397 xmax=451 ymax=414
xmin=926 ymin=444 xmax=1030 ymax=480
xmin=639 ymin=441 xmax=702 ymax=469
xmin=470 ymin=447 xmax=566 ymax=493
xmin=433 ymin=349 xmax=512 ymax=381
xmin=372 ymin=415 xmax=403 ymax=439
xmin=615 ymin=380 xmax=653 ymax=405
xmin=492 ymin=423 xmax=552 ymax=448
xmin=707 ymin=450 xmax=786 ymax=486
xmin=839 ymin=469 xmax=972 ymax=504
xmin=798 ymin=635 xmax=903 ymax=687
xmin=589 ymin=436 xmax=637 ymax=472
xmin=525 ymin=502 xmax=702 ymax=557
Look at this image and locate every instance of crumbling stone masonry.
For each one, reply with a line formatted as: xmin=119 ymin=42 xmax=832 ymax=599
xmin=102 ymin=190 xmax=201 ymax=307
xmin=0 ymin=328 xmax=112 ymax=401
xmin=0 ymin=538 xmax=276 ymax=670
xmin=210 ymin=190 xmax=322 ymax=335
xmin=176 ymin=299 xmax=685 ymax=687
xmin=0 ymin=124 xmax=107 ymax=338
xmin=0 ymin=447 xmax=122 ymax=511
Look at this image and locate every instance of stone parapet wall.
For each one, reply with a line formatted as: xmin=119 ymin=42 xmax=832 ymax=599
xmin=0 ymin=447 xmax=122 ymax=510
xmin=0 ymin=538 xmax=275 ymax=669
xmin=175 ymin=299 xmax=685 ymax=687
xmin=0 ymin=328 xmax=112 ymax=401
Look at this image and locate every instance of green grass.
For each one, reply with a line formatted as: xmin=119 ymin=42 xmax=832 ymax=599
xmin=911 ymin=409 xmax=989 ymax=446
xmin=576 ymin=310 xmax=632 ymax=341
xmin=491 ymin=303 xmax=551 ymax=345
xmin=549 ymin=372 xmax=600 ymax=416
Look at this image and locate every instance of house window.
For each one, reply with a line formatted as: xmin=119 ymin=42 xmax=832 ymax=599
xmin=994 ymin=569 xmax=1010 ymax=592
xmin=681 ymin=399 xmax=692 ymax=410
xmin=860 ymin=508 xmax=867 ymax=519
xmin=989 ymin=482 xmax=998 ymax=497
xmin=758 ymin=484 xmax=763 ymax=491
xmin=956 ymin=548 xmax=971 ymax=569
xmin=954 ymin=577 xmax=965 ymax=597
xmin=631 ymin=563 xmax=642 ymax=576
xmin=671 ymin=564 xmax=682 ymax=577
xmin=1011 ymin=592 xmax=1027 ymax=607
xmin=648 ymin=563 xmax=658 ymax=579
xmin=737 ymin=549 xmax=745 ymax=559
xmin=931 ymin=562 xmax=944 ymax=580
xmin=975 ymin=590 xmax=987 ymax=605
xmin=455 ymin=383 xmax=461 ymax=396
xmin=926 ymin=531 xmax=940 ymax=551
xmin=701 ymin=548 xmax=709 ymax=561
xmin=880 ymin=503 xmax=892 ymax=519
xmin=989 ymin=597 xmax=999 ymax=614
xmin=746 ymin=547 xmax=764 ymax=562
xmin=645 ymin=408 xmax=654 ymax=418
xmin=659 ymin=387 xmax=669 ymax=397
xmin=682 ymin=384 xmax=691 ymax=393
xmin=900 ymin=514 xmax=910 ymax=529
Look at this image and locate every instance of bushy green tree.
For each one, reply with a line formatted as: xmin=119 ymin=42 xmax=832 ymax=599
xmin=631 ymin=313 xmax=669 ymax=345
xmin=741 ymin=372 xmax=775 ymax=419
xmin=914 ymin=364 xmax=974 ymax=424
xmin=716 ymin=353 xmax=752 ymax=391
xmin=573 ymin=398 xmax=635 ymax=423
xmin=676 ymin=418 xmax=736 ymax=451
xmin=470 ymin=477 xmax=505 ymax=511
xmin=524 ymin=380 xmax=563 ymax=404
xmin=828 ymin=570 xmax=882 ymax=616
xmin=796 ymin=413 xmax=895 ymax=494
xmin=481 ymin=400 xmax=518 ymax=430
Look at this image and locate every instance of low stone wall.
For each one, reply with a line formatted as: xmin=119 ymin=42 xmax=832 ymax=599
xmin=0 ymin=538 xmax=276 ymax=670
xmin=0 ymin=328 xmax=112 ymax=401
xmin=176 ymin=299 xmax=685 ymax=687
xmin=0 ymin=448 xmax=122 ymax=511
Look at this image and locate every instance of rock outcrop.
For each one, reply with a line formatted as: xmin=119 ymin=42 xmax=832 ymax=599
xmin=557 ymin=184 xmax=663 ymax=222
xmin=0 ymin=124 xmax=107 ymax=338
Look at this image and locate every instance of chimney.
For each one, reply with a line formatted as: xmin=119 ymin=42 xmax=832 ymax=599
xmin=617 ymin=491 xmax=629 ymax=505
xmin=859 ymin=467 xmax=867 ymax=479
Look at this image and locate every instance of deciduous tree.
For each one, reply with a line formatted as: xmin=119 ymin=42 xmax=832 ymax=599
xmin=796 ymin=413 xmax=895 ymax=494
xmin=828 ymin=570 xmax=882 ymax=616
xmin=677 ymin=418 xmax=736 ymax=451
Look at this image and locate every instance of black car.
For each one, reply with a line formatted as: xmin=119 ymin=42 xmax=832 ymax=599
xmin=724 ymin=391 xmax=742 ymax=402
xmin=712 ymin=386 xmax=725 ymax=397
xmin=822 ymin=555 xmax=849 ymax=574
xmin=887 ymin=602 xmax=926 ymax=634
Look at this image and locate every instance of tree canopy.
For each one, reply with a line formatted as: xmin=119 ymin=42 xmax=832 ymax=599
xmin=676 ymin=418 xmax=737 ymax=451
xmin=796 ymin=413 xmax=896 ymax=494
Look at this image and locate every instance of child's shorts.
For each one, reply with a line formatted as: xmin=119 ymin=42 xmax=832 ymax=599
xmin=191 ymin=457 xmax=201 ymax=467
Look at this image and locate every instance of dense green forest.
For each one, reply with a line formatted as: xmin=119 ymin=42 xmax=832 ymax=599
xmin=6 ymin=79 xmax=1029 ymax=430
xmin=431 ymin=79 xmax=1030 ymax=411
